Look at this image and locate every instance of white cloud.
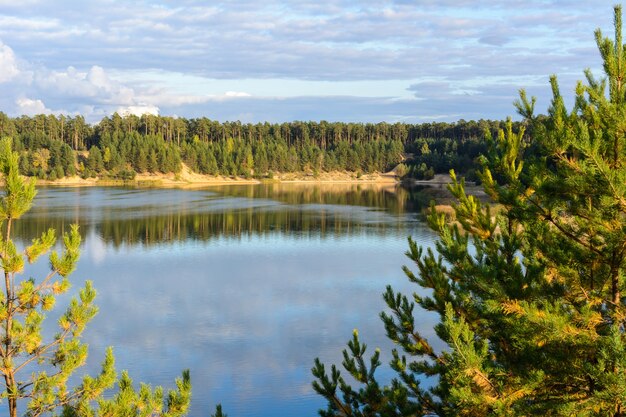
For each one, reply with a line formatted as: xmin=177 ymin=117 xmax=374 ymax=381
xmin=117 ymin=105 xmax=160 ymax=117
xmin=0 ymin=0 xmax=608 ymax=82
xmin=32 ymin=65 xmax=137 ymax=105
xmin=0 ymin=40 xmax=177 ymax=121
xmin=0 ymin=41 xmax=20 ymax=83
xmin=86 ymin=65 xmax=111 ymax=89
xmin=0 ymin=16 xmax=59 ymax=32
xmin=15 ymin=97 xmax=50 ymax=115
xmin=0 ymin=1 xmax=616 ymax=122
xmin=223 ymin=91 xmax=252 ymax=98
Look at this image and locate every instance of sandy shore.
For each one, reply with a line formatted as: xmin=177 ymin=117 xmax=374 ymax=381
xmin=35 ymin=165 xmax=400 ymax=188
xmin=32 ymin=169 xmax=493 ymax=202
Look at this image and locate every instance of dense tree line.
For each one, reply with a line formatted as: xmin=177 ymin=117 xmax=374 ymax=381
xmin=0 ymin=111 xmax=518 ymax=180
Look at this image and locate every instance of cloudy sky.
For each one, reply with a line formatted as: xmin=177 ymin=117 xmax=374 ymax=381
xmin=0 ymin=0 xmax=617 ymax=123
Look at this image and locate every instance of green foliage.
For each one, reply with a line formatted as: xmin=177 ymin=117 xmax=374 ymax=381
xmin=313 ymin=6 xmax=626 ymax=416
xmin=3 ymin=109 xmax=517 ymax=180
xmin=394 ymin=163 xmax=408 ymax=178
xmin=211 ymin=404 xmax=227 ymax=417
xmin=85 ymin=369 xmax=191 ymax=417
xmin=87 ymin=146 xmax=104 ymax=172
xmin=0 ymin=139 xmax=36 ymax=220
xmin=0 ymin=138 xmax=191 ymax=417
xmin=405 ymin=162 xmax=435 ymax=180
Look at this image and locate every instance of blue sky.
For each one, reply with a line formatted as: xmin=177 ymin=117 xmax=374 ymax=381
xmin=0 ymin=0 xmax=617 ymax=123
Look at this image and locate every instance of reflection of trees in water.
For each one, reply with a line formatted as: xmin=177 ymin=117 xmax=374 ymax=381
xmin=208 ymin=183 xmax=429 ymax=214
xmin=97 ymin=209 xmax=416 ymax=247
xmin=11 ymin=184 xmax=431 ymax=247
xmin=13 ymin=210 xmax=413 ymax=247
xmin=11 ymin=218 xmax=88 ymax=245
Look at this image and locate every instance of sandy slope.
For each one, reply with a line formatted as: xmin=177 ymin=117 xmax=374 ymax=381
xmin=36 ymin=164 xmax=400 ymax=188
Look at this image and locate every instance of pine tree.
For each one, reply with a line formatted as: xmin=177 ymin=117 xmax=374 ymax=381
xmin=87 ymin=146 xmax=104 ymax=173
xmin=0 ymin=137 xmax=191 ymax=417
xmin=60 ymin=144 xmax=76 ymax=177
xmin=148 ymin=149 xmax=159 ymax=173
xmin=313 ymin=5 xmax=626 ymax=416
xmin=135 ymin=148 xmax=148 ymax=173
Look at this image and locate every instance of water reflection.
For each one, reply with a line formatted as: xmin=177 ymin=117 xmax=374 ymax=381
xmin=12 ymin=184 xmax=437 ymax=417
xmin=16 ymin=184 xmax=430 ymax=246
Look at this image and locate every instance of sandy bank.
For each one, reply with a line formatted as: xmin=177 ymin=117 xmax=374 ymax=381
xmin=34 ymin=165 xmax=401 ymax=189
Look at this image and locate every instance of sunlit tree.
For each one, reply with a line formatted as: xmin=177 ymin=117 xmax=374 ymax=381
xmin=0 ymin=137 xmax=191 ymax=417
xmin=313 ymin=5 xmax=626 ymax=416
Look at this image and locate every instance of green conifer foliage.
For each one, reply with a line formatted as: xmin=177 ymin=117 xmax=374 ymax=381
xmin=0 ymin=137 xmax=191 ymax=417
xmin=313 ymin=5 xmax=626 ymax=416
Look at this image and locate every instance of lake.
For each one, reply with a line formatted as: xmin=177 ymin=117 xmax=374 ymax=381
xmin=12 ymin=183 xmax=440 ymax=417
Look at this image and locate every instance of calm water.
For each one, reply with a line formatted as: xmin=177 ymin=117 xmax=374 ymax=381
xmin=13 ymin=183 xmax=438 ymax=417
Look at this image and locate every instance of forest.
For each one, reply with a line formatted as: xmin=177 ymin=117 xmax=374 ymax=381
xmin=0 ymin=112 xmax=522 ymax=181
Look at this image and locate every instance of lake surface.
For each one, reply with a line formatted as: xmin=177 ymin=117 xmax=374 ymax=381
xmin=13 ymin=183 xmax=439 ymax=417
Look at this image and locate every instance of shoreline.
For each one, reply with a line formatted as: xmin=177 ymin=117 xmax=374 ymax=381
xmin=33 ymin=170 xmax=401 ymax=189
xmin=32 ymin=171 xmax=490 ymax=205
